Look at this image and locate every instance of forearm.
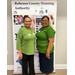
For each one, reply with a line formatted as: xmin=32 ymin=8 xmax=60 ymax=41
xmin=18 ymin=49 xmax=22 ymax=54
xmin=18 ymin=49 xmax=23 ymax=59
xmin=47 ymin=41 xmax=54 ymax=53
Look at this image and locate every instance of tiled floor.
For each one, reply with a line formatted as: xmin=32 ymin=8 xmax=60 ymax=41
xmin=7 ymin=69 xmax=67 ymax=75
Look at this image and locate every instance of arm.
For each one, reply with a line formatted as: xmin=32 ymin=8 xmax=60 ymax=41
xmin=18 ymin=49 xmax=22 ymax=59
xmin=19 ymin=49 xmax=22 ymax=54
xmin=47 ymin=38 xmax=54 ymax=53
xmin=16 ymin=28 xmax=23 ymax=59
xmin=46 ymin=38 xmax=54 ymax=59
xmin=46 ymin=26 xmax=55 ymax=59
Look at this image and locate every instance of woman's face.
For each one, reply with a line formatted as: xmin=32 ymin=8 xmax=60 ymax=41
xmin=24 ymin=18 xmax=31 ymax=28
xmin=41 ymin=17 xmax=49 ymax=28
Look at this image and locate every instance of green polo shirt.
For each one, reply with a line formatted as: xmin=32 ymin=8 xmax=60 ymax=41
xmin=16 ymin=26 xmax=36 ymax=55
xmin=36 ymin=25 xmax=55 ymax=53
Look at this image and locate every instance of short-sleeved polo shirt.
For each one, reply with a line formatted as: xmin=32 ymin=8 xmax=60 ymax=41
xmin=16 ymin=26 xmax=36 ymax=55
xmin=36 ymin=25 xmax=55 ymax=53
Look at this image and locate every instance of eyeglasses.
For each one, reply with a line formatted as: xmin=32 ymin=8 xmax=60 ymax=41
xmin=42 ymin=20 xmax=48 ymax=22
xmin=24 ymin=21 xmax=31 ymax=22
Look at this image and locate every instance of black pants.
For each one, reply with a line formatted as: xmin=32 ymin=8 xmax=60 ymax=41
xmin=22 ymin=53 xmax=35 ymax=75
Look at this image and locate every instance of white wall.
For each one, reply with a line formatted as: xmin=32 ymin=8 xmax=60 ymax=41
xmin=7 ymin=0 xmax=67 ymax=65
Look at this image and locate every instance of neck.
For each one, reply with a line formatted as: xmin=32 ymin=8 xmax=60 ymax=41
xmin=43 ymin=25 xmax=49 ymax=29
xmin=27 ymin=27 xmax=30 ymax=30
xmin=25 ymin=26 xmax=30 ymax=30
xmin=43 ymin=27 xmax=45 ymax=29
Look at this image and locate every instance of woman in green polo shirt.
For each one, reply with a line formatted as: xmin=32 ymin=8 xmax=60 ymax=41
xmin=16 ymin=15 xmax=36 ymax=75
xmin=36 ymin=16 xmax=55 ymax=75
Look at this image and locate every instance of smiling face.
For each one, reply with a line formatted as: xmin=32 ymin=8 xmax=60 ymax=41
xmin=24 ymin=17 xmax=31 ymax=28
xmin=41 ymin=17 xmax=49 ymax=28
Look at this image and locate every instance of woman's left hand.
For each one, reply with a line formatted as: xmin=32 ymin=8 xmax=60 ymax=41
xmin=46 ymin=52 xmax=50 ymax=59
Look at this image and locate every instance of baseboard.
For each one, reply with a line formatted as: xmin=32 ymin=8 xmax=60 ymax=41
xmin=55 ymin=64 xmax=67 ymax=69
xmin=7 ymin=64 xmax=67 ymax=70
xmin=7 ymin=65 xmax=14 ymax=70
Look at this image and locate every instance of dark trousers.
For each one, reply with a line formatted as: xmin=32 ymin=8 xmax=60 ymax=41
xmin=22 ymin=53 xmax=35 ymax=75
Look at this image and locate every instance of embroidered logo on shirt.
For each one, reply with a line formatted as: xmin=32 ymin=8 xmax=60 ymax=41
xmin=33 ymin=33 xmax=35 ymax=35
xmin=28 ymin=34 xmax=31 ymax=36
xmin=50 ymin=35 xmax=52 ymax=37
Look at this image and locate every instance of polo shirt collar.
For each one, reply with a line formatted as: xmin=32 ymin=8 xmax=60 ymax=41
xmin=41 ymin=24 xmax=49 ymax=30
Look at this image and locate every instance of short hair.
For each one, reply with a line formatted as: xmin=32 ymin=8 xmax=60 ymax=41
xmin=41 ymin=15 xmax=49 ymax=22
xmin=23 ymin=15 xmax=31 ymax=22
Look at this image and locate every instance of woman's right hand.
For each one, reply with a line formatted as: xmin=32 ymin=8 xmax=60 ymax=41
xmin=19 ymin=53 xmax=23 ymax=59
